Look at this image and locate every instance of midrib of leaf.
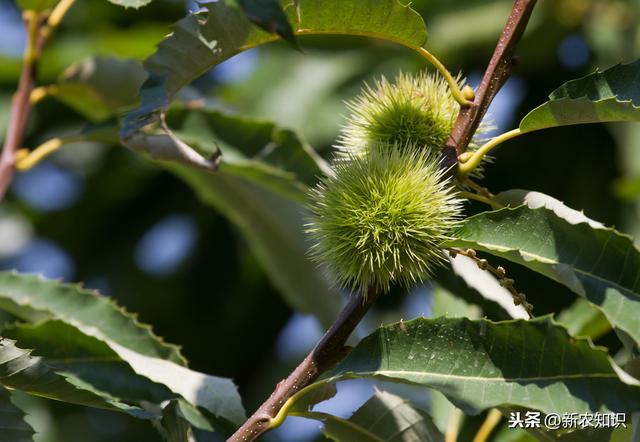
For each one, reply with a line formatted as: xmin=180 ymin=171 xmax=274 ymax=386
xmin=324 ymin=370 xmax=620 ymax=383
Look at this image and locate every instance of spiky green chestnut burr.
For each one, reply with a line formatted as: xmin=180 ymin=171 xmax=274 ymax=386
xmin=336 ymin=71 xmax=460 ymax=157
xmin=307 ymin=144 xmax=462 ymax=292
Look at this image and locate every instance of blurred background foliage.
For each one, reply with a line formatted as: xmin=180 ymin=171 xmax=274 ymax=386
xmin=0 ymin=0 xmax=639 ymax=440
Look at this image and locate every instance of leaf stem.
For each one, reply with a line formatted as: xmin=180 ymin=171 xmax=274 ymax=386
xmin=267 ymin=379 xmax=330 ymax=429
xmin=47 ymin=0 xmax=76 ymax=30
xmin=458 ymin=128 xmax=522 ymax=174
xmin=15 ymin=136 xmax=82 ymax=171
xmin=227 ymin=288 xmax=381 ymax=442
xmin=472 ymin=409 xmax=503 ymax=442
xmin=415 ymin=47 xmax=471 ymax=107
xmin=458 ymin=191 xmax=504 ymax=210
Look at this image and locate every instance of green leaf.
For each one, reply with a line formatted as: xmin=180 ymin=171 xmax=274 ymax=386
xmin=2 ymin=320 xmax=175 ymax=406
xmin=299 ymin=390 xmax=443 ymax=442
xmin=166 ymin=164 xmax=343 ymax=327
xmin=520 ymin=60 xmax=640 ymax=133
xmin=107 ymin=0 xmax=152 ymax=9
xmin=444 ymin=255 xmax=529 ymax=320
xmin=235 ymin=0 xmax=296 ymax=43
xmin=443 ymin=205 xmax=640 ymax=346
xmin=122 ymin=0 xmax=427 ymax=135
xmin=556 ymin=299 xmax=611 ymax=340
xmin=323 ymin=317 xmax=640 ymax=415
xmin=16 ymin=0 xmax=57 ymax=11
xmin=0 ymin=273 xmax=246 ymax=425
xmin=0 ymin=338 xmax=142 ymax=414
xmin=156 ymin=400 xmax=193 ymax=442
xmin=164 ymin=104 xmax=326 ymax=198
xmin=49 ymin=57 xmax=146 ymax=122
xmin=0 ymin=271 xmax=185 ymax=364
xmin=0 ymin=386 xmax=34 ymax=442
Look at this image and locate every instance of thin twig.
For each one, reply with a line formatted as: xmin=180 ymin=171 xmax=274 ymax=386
xmin=227 ymin=288 xmax=381 ymax=442
xmin=441 ymin=0 xmax=538 ymax=169
xmin=0 ymin=12 xmax=42 ymax=200
xmin=449 ymin=248 xmax=534 ymax=318
xmin=0 ymin=2 xmax=77 ymax=201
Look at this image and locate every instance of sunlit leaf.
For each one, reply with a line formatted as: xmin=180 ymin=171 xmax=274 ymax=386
xmin=320 ymin=317 xmax=640 ymax=415
xmin=122 ymin=0 xmax=427 ymax=135
xmin=444 ymin=205 xmax=640 ymax=346
xmin=520 ymin=60 xmax=640 ymax=133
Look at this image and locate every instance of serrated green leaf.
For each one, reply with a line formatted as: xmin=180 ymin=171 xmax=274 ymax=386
xmin=16 ymin=0 xmax=57 ymax=11
xmin=298 ymin=390 xmax=443 ymax=442
xmin=443 ymin=205 xmax=640 ymax=347
xmin=0 ymin=274 xmax=246 ymax=425
xmin=0 ymin=386 xmax=34 ymax=442
xmin=520 ymin=60 xmax=640 ymax=133
xmin=122 ymin=0 xmax=426 ymax=135
xmin=0 ymin=338 xmax=143 ymax=414
xmin=49 ymin=57 xmax=146 ymax=122
xmin=235 ymin=0 xmax=296 ymax=43
xmin=0 ymin=271 xmax=185 ymax=364
xmin=2 ymin=320 xmax=175 ymax=406
xmin=107 ymin=0 xmax=152 ymax=9
xmin=556 ymin=299 xmax=611 ymax=340
xmin=321 ymin=317 xmax=640 ymax=416
xmin=165 ymin=104 xmax=326 ymax=198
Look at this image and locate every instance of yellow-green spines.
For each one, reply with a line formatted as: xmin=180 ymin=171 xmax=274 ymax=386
xmin=337 ymin=72 xmax=459 ymax=157
xmin=307 ymin=144 xmax=462 ymax=292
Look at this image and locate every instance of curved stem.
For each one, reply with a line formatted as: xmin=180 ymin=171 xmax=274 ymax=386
xmin=472 ymin=409 xmax=503 ymax=442
xmin=47 ymin=0 xmax=76 ymax=29
xmin=415 ymin=47 xmax=471 ymax=107
xmin=15 ymin=136 xmax=82 ymax=171
xmin=458 ymin=191 xmax=504 ymax=210
xmin=267 ymin=379 xmax=331 ymax=430
xmin=458 ymin=128 xmax=523 ymax=174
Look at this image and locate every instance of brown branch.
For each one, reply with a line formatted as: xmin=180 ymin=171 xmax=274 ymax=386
xmin=0 ymin=14 xmax=43 ymax=201
xmin=229 ymin=2 xmax=539 ymax=441
xmin=0 ymin=5 xmax=69 ymax=201
xmin=227 ymin=288 xmax=380 ymax=442
xmin=443 ymin=0 xmax=538 ymax=166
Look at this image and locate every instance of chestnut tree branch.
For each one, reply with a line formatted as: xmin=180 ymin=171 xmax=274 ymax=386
xmin=227 ymin=288 xmax=381 ymax=442
xmin=0 ymin=1 xmax=76 ymax=201
xmin=443 ymin=0 xmax=538 ymax=168
xmin=229 ymin=2 xmax=539 ymax=441
xmin=0 ymin=12 xmax=42 ymax=201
